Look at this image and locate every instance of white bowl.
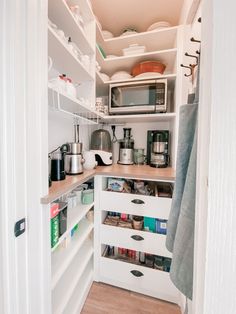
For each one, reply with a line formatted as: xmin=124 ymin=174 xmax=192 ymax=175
xmin=102 ymin=30 xmax=114 ymax=39
xmin=147 ymin=21 xmax=171 ymax=32
xmin=99 ymin=72 xmax=110 ymax=82
xmin=111 ymin=71 xmax=132 ymax=80
xmin=120 ymin=30 xmax=138 ymax=37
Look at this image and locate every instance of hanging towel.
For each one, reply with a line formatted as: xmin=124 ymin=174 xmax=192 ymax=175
xmin=166 ymin=80 xmax=199 ymax=300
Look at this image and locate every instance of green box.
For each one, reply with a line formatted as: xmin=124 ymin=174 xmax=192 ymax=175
xmin=51 ymin=215 xmax=59 ymax=248
xmin=144 ymin=217 xmax=156 ymax=232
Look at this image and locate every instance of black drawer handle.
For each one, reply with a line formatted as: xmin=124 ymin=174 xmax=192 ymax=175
xmin=131 ymin=199 xmax=145 ymax=205
xmin=131 ymin=235 xmax=144 ymax=241
xmin=130 ymin=270 xmax=144 ymax=277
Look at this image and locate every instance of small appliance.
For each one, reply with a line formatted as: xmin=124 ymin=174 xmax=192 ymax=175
xmin=64 ymin=125 xmax=84 ymax=175
xmin=109 ymin=79 xmax=167 ymax=115
xmin=50 ymin=150 xmax=66 ymax=181
xmin=90 ymin=129 xmax=112 ymax=165
xmin=118 ymin=128 xmax=134 ymax=165
xmin=147 ymin=130 xmax=169 ymax=168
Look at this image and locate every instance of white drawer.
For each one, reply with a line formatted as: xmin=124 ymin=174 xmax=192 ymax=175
xmin=100 ymin=191 xmax=171 ymax=219
xmin=99 ymin=257 xmax=179 ymax=304
xmin=101 ymin=225 xmax=171 ymax=257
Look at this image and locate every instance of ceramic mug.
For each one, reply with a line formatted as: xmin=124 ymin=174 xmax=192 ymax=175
xmin=81 ymin=189 xmax=94 ymax=205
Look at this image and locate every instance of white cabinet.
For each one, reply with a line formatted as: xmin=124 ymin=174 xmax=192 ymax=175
xmin=94 ymin=175 xmax=180 ymax=304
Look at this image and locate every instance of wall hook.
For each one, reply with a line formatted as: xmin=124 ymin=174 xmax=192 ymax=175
xmin=196 ymin=50 xmax=200 ymax=55
xmin=198 ymin=17 xmax=201 ymax=23
xmin=190 ymin=37 xmax=201 ymax=43
xmin=180 ymin=64 xmax=192 ymax=77
xmin=185 ymin=52 xmax=198 ymax=65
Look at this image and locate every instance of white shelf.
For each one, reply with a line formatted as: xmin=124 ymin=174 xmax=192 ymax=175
xmin=97 ymin=24 xmax=178 ymax=55
xmin=51 ymin=202 xmax=94 ymax=252
xmin=96 ymin=47 xmax=177 ymax=77
xmin=63 ymin=265 xmax=93 ymax=314
xmin=48 ymin=26 xmax=94 ymax=83
xmin=51 ymin=218 xmax=94 ymax=289
xmin=48 ymin=84 xmax=103 ymax=122
xmin=48 ymin=0 xmax=94 ymax=55
xmin=96 ymin=71 xmax=176 ymax=96
xmin=100 ymin=113 xmax=176 ymax=124
xmin=52 ymin=240 xmax=93 ymax=314
xmin=65 ymin=267 xmax=93 ymax=314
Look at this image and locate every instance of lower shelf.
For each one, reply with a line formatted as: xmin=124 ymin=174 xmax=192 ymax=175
xmin=99 ymin=256 xmax=179 ymax=304
xmin=52 ymin=239 xmax=93 ymax=314
xmin=63 ymin=261 xmax=93 ymax=314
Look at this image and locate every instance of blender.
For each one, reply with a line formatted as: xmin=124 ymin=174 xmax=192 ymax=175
xmin=118 ymin=128 xmax=134 ymax=165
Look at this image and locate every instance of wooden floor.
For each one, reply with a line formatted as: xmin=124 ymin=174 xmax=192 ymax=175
xmin=81 ymin=282 xmax=181 ymax=314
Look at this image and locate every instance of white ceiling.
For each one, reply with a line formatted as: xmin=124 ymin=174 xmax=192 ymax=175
xmin=91 ymin=0 xmax=184 ymax=36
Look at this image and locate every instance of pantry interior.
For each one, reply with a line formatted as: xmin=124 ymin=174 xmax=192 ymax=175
xmin=1 ymin=1 xmax=236 ymax=314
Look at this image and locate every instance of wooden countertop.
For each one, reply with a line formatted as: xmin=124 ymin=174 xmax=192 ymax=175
xmin=41 ymin=164 xmax=175 ymax=204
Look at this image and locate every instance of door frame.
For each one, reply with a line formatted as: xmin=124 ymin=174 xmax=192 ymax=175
xmin=0 ymin=0 xmax=48 ymax=313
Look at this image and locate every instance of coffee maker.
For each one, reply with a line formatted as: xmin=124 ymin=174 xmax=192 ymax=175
xmin=147 ymin=130 xmax=169 ymax=168
xmin=118 ymin=128 xmax=134 ymax=165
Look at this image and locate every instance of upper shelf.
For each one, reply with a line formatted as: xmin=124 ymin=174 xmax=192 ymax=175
xmin=48 ymin=0 xmax=94 ymax=55
xmin=48 ymin=84 xmax=103 ymax=123
xmin=48 ymin=26 xmax=94 ymax=83
xmin=96 ymin=46 xmax=177 ymax=77
xmin=100 ymin=113 xmax=176 ymax=124
xmin=96 ymin=24 xmax=178 ymax=55
xmin=96 ymin=71 xmax=176 ymax=96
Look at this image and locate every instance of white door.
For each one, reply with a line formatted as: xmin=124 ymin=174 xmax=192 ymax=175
xmin=0 ymin=1 xmax=48 ymax=313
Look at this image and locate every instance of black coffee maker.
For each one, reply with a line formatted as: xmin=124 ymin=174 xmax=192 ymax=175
xmin=146 ymin=130 xmax=169 ymax=168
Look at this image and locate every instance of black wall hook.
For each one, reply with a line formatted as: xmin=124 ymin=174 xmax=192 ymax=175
xmin=198 ymin=17 xmax=201 ymax=23
xmin=185 ymin=52 xmax=198 ymax=65
xmin=190 ymin=37 xmax=201 ymax=43
xmin=180 ymin=64 xmax=192 ymax=77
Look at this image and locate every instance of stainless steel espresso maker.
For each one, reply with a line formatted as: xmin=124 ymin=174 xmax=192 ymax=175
xmin=118 ymin=128 xmax=134 ymax=165
xmin=147 ymin=130 xmax=169 ymax=168
xmin=64 ymin=125 xmax=84 ymax=175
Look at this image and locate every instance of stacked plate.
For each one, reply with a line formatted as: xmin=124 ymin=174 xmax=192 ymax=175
xmin=147 ymin=21 xmax=171 ymax=32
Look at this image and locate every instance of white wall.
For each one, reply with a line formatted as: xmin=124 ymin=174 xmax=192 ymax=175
xmin=48 ymin=110 xmax=97 ymax=153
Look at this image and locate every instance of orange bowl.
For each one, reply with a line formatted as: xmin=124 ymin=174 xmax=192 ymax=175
xmin=131 ymin=61 xmax=166 ymax=76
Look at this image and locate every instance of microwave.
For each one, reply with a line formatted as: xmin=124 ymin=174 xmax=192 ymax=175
xmin=109 ymin=79 xmax=167 ymax=115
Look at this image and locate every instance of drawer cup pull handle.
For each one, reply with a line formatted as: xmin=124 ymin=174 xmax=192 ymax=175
xmin=130 ymin=270 xmax=144 ymax=277
xmin=131 ymin=235 xmax=144 ymax=241
xmin=131 ymin=199 xmax=145 ymax=205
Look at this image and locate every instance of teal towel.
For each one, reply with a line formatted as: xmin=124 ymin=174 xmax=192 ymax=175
xmin=166 ymin=103 xmax=198 ymax=300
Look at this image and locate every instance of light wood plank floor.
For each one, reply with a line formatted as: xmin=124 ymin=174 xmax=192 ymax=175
xmin=81 ymin=282 xmax=181 ymax=314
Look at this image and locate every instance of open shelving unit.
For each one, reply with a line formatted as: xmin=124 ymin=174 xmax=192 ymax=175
xmin=96 ymin=24 xmax=178 ymax=55
xmin=48 ymin=26 xmax=94 ymax=83
xmin=96 ymin=46 xmax=177 ymax=76
xmin=52 ymin=218 xmax=94 ymax=288
xmin=48 ymin=0 xmax=94 ymax=55
xmin=51 ymin=202 xmax=94 ymax=252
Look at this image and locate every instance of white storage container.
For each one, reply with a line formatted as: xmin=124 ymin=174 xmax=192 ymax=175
xmin=122 ymin=44 xmax=146 ymax=56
